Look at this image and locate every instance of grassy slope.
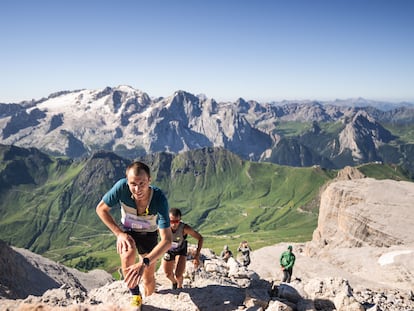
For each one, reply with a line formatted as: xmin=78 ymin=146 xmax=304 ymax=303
xmin=162 ymin=153 xmax=335 ymax=255
xmin=382 ymin=123 xmax=414 ymax=144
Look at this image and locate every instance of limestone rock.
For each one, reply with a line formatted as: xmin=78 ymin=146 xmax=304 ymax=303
xmin=311 ymin=178 xmax=414 ymax=249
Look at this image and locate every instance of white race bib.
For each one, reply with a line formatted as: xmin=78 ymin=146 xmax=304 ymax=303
xmin=120 ymin=203 xmax=158 ymax=232
xmin=123 ymin=213 xmax=152 ymax=230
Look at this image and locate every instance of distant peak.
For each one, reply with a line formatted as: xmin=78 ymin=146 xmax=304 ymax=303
xmin=117 ymin=85 xmax=135 ymax=91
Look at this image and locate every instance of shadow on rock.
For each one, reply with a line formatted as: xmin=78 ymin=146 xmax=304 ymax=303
xmin=314 ymin=298 xmax=336 ymax=310
xmin=270 ymin=282 xmax=352 ymax=311
xmin=1 ymin=248 xmax=61 ymax=298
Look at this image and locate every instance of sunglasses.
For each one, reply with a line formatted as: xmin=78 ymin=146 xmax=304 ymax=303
xmin=170 ymin=219 xmax=180 ymax=224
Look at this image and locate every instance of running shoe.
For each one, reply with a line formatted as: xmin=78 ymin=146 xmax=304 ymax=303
xmin=130 ymin=294 xmax=142 ymax=311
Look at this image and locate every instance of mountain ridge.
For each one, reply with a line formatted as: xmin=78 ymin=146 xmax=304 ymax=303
xmin=1 ymin=85 xmax=414 ymax=176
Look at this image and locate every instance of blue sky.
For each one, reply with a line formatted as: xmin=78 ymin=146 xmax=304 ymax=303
xmin=1 ymin=0 xmax=414 ymax=104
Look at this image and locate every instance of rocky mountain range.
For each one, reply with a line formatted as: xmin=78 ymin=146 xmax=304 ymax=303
xmin=1 ymin=169 xmax=413 ymax=310
xmin=1 ymin=85 xmax=414 ymax=175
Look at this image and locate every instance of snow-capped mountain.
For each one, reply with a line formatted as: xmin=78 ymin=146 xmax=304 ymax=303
xmin=0 ymin=86 xmax=271 ymax=160
xmin=0 ymin=85 xmax=413 ymax=170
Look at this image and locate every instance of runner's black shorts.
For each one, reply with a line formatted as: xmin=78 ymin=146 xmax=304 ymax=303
xmin=124 ymin=229 xmax=158 ymax=255
xmin=163 ymin=240 xmax=188 ymax=261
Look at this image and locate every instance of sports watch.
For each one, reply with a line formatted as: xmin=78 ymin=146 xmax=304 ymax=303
xmin=143 ymin=257 xmax=150 ymax=266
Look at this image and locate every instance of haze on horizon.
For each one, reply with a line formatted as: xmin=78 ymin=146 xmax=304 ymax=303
xmin=1 ymin=0 xmax=414 ymax=104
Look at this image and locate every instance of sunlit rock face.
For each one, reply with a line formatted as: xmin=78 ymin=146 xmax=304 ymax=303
xmin=312 ymin=178 xmax=414 ymax=249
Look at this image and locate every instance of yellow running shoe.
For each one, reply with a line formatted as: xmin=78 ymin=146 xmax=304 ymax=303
xmin=130 ymin=294 xmax=142 ymax=311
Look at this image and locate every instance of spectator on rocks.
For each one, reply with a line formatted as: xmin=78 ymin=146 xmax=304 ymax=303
xmin=162 ymin=208 xmax=203 ymax=289
xmin=220 ymin=245 xmax=233 ymax=262
xmin=237 ymin=240 xmax=252 ymax=267
xmin=280 ymin=245 xmax=296 ymax=283
xmin=96 ymin=161 xmax=172 ymax=310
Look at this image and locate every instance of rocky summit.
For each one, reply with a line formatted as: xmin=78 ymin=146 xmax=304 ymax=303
xmin=1 ymin=174 xmax=413 ymax=310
